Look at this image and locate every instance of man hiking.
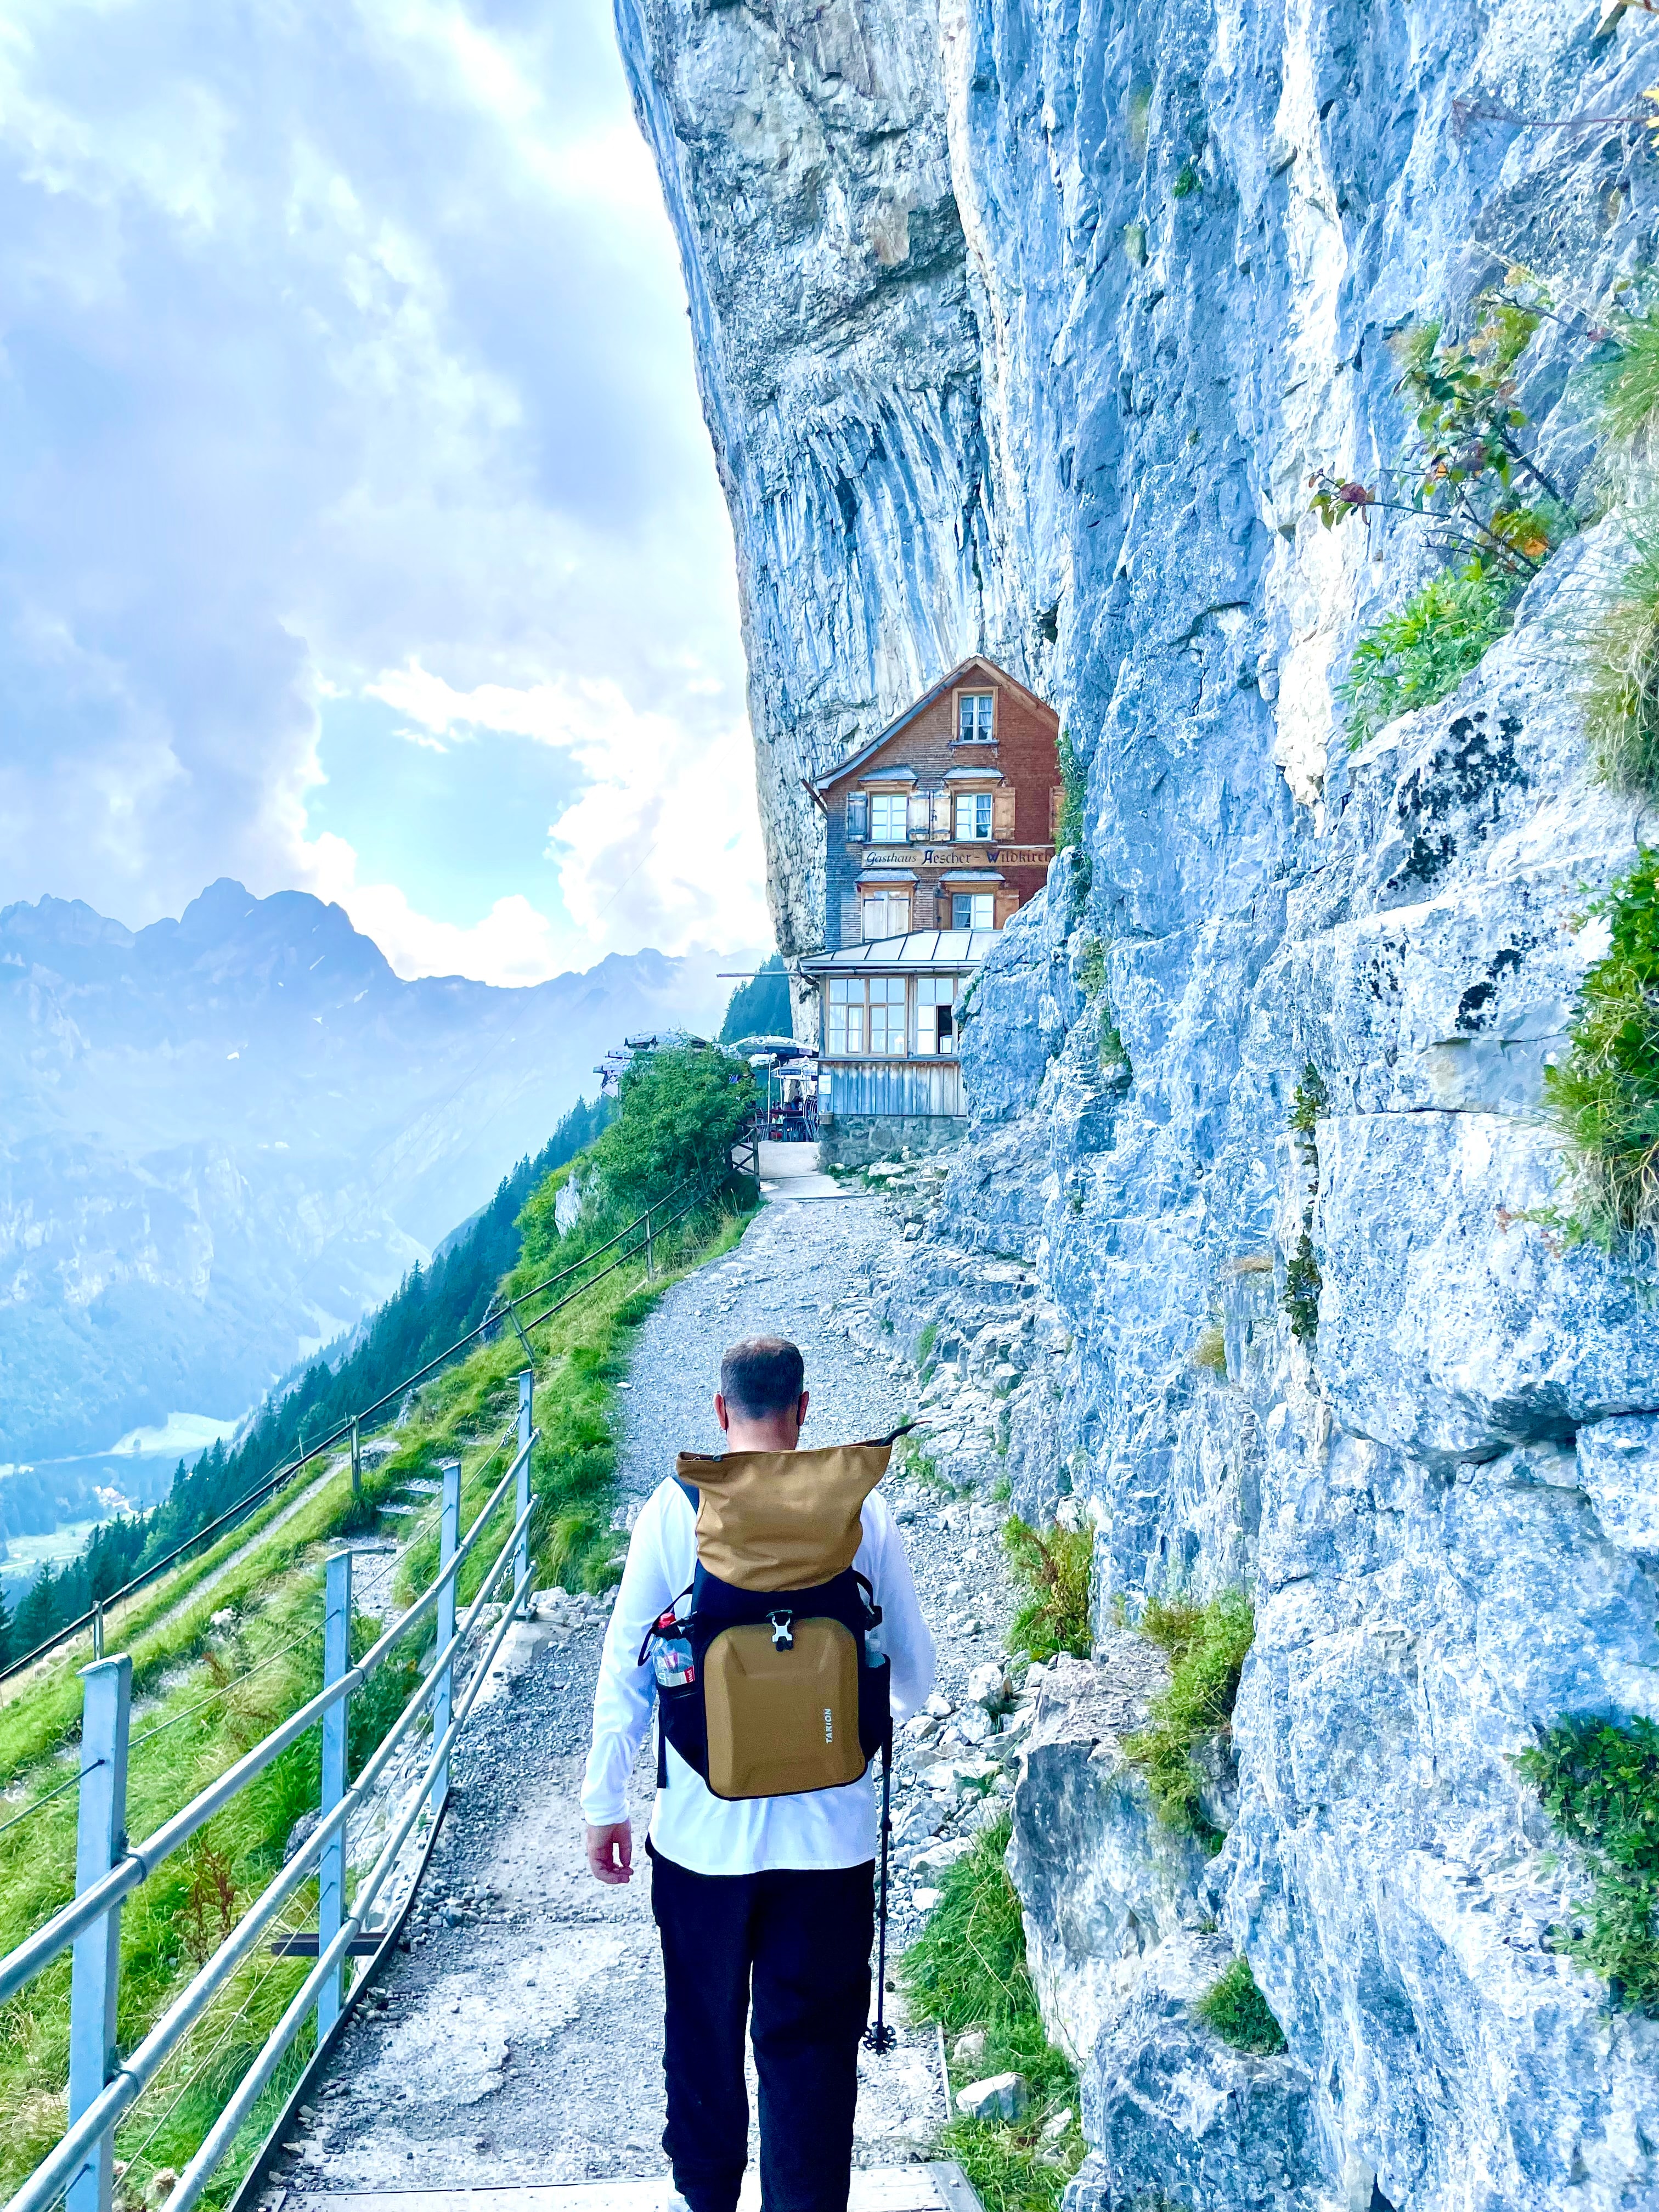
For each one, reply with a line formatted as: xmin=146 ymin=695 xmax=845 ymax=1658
xmin=582 ymin=1334 xmax=935 ymax=2212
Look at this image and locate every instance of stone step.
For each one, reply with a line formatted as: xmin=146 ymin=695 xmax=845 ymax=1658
xmin=286 ymin=2166 xmax=979 ymax=2212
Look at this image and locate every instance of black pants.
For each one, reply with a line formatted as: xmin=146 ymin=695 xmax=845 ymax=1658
xmin=648 ymin=1843 xmax=874 ymax=2212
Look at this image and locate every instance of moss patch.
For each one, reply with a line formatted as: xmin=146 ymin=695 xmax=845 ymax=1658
xmin=1194 ymin=1955 xmax=1288 ymax=2054
xmin=1125 ymin=1590 xmax=1254 ymax=1848
xmin=1190 ymin=1323 xmax=1227 ymax=1378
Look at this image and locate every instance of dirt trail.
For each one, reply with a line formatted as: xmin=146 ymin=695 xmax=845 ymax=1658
xmin=278 ymin=1171 xmax=1011 ymax=2199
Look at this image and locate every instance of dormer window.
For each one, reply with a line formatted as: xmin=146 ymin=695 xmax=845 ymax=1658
xmin=957 ymin=692 xmax=994 ymax=740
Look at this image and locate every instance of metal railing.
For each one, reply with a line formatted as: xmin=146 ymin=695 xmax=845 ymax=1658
xmin=2 ymin=1154 xmax=754 ymax=1685
xmin=0 ymin=1146 xmax=760 ymax=2212
xmin=1 ymin=1384 xmax=540 ymax=2212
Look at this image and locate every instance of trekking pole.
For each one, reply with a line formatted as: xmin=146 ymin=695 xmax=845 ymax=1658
xmin=864 ymin=1726 xmax=896 ymax=2055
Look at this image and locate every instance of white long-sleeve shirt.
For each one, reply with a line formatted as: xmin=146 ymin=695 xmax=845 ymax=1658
xmin=582 ymin=1476 xmax=935 ymax=1875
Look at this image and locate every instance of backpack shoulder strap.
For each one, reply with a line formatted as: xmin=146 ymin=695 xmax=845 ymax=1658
xmin=674 ymin=1475 xmax=699 ymax=1513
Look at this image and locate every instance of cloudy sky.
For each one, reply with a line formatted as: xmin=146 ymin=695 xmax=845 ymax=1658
xmin=0 ymin=0 xmax=770 ymax=983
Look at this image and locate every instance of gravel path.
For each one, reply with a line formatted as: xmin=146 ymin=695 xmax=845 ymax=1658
xmin=284 ymin=1183 xmax=1022 ymax=2200
xmin=616 ymin=1188 xmax=910 ymax=1493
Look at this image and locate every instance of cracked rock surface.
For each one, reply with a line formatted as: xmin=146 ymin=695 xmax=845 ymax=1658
xmin=618 ymin=1 xmax=1659 ymax=2202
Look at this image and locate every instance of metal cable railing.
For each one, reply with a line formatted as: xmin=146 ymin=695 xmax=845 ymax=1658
xmin=1 ymin=1412 xmax=539 ymax=2212
xmin=1 ymin=1152 xmax=752 ymax=1685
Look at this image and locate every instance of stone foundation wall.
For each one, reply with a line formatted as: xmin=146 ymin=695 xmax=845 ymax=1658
xmin=819 ymin=1114 xmax=968 ymax=1172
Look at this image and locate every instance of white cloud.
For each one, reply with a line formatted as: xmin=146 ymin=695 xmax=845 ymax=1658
xmin=357 ymin=661 xmax=772 ymax=964
xmin=0 ymin=0 xmax=765 ymax=981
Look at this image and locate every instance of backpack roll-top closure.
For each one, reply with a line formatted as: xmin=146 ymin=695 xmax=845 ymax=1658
xmin=673 ymin=1440 xmax=894 ymax=1592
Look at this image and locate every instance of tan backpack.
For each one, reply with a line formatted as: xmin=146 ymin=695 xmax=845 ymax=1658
xmin=640 ymin=1438 xmax=896 ymax=1801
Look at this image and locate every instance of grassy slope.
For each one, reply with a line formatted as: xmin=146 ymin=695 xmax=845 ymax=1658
xmin=0 ymin=1186 xmax=753 ymax=2207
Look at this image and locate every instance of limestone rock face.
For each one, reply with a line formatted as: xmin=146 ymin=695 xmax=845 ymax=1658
xmin=620 ymin=0 xmax=1659 ymax=2202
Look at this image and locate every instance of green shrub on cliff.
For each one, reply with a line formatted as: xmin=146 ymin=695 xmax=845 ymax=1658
xmin=1339 ymin=562 xmax=1520 ymax=749
xmin=1288 ymin=1063 xmax=1329 ymax=1133
xmin=1056 ymin=729 xmax=1091 ymax=909
xmin=1194 ymin=1955 xmax=1289 ymax=2054
xmin=1515 ymin=1714 xmax=1659 ymax=2012
xmin=1004 ymin=1517 xmax=1093 ymax=1662
xmin=1544 ymin=849 xmax=1659 ymax=1244
xmin=1282 ymin=1232 xmax=1322 ymax=1342
xmin=1125 ymin=1590 xmax=1255 ymax=1848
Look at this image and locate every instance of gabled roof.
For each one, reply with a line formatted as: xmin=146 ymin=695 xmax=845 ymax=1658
xmin=809 ymin=655 xmax=1057 ymax=797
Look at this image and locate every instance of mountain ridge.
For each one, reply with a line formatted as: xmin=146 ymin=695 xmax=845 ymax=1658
xmin=0 ymin=879 xmax=757 ymax=1463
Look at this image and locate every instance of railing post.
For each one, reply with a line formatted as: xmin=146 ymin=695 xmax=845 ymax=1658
xmin=67 ymin=1655 xmax=131 ymax=2212
xmin=317 ymin=1549 xmax=353 ymax=2039
xmin=91 ymin=1600 xmax=104 ymax=1662
xmin=350 ymin=1417 xmax=362 ymax=1505
xmin=645 ymin=1205 xmax=654 ymax=1280
xmin=431 ymin=1460 xmax=461 ymax=1818
xmin=515 ymin=1370 xmax=533 ymax=1619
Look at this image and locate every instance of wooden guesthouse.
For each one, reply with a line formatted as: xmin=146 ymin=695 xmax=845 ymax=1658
xmin=796 ymin=656 xmax=1061 ymax=1153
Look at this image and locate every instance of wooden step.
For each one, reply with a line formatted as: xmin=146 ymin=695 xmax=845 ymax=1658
xmin=285 ymin=2166 xmax=979 ymax=2212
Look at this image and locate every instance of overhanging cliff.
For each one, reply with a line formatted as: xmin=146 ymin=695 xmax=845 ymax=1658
xmin=617 ymin=2 xmax=1659 ymax=2204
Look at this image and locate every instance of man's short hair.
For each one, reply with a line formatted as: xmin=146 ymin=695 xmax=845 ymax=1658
xmin=720 ymin=1336 xmax=805 ymax=1419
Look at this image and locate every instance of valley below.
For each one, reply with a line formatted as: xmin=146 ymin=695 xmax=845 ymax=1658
xmin=0 ymin=880 xmax=752 ymax=1473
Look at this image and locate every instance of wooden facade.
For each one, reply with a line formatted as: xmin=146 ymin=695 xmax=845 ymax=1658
xmin=800 ymin=659 xmax=1060 ymax=1128
xmin=796 ymin=932 xmax=988 ymax=1126
xmin=809 ymin=656 xmax=1062 ymax=951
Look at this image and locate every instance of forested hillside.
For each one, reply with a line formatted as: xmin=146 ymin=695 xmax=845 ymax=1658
xmin=0 ymin=1095 xmax=612 ymax=1666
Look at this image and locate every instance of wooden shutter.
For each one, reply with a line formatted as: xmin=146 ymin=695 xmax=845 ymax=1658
xmin=992 ymin=787 xmax=1016 ymax=840
xmin=932 ymin=787 xmax=951 ymax=837
xmin=1049 ymin=786 xmax=1064 ymax=842
xmin=909 ymin=791 xmax=930 ymax=838
xmin=846 ymin=791 xmax=868 ymax=840
xmin=994 ymin=889 xmax=1020 ymax=929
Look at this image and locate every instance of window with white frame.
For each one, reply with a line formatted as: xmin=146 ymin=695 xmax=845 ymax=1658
xmin=952 ymin=891 xmax=995 ymax=930
xmin=916 ymin=974 xmax=957 ymax=1056
xmin=953 ymin=791 xmax=994 ymax=840
xmin=867 ymin=792 xmax=909 ymax=843
xmin=861 ymin=893 xmax=910 ymax=940
xmin=957 ymin=693 xmax=994 ymax=740
xmin=868 ymin=975 xmax=906 ymax=1054
xmin=826 ymin=977 xmax=865 ymax=1055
